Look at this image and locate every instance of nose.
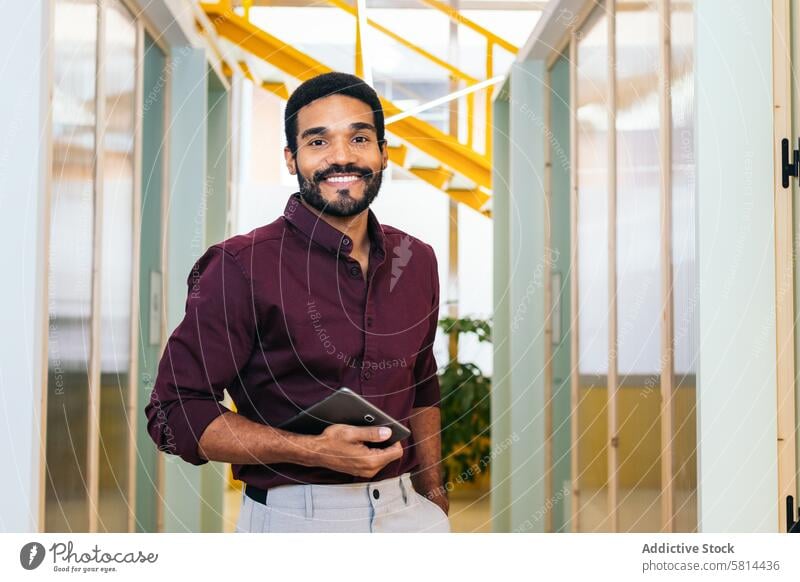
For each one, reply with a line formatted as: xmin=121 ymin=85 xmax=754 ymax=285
xmin=326 ymin=137 xmax=356 ymax=166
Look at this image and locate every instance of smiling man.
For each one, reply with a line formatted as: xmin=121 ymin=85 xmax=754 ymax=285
xmin=144 ymin=72 xmax=450 ymax=533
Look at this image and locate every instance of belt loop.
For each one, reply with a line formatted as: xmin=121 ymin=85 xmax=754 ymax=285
xmin=304 ymin=485 xmax=313 ymax=519
xmin=399 ymin=475 xmax=409 ymax=505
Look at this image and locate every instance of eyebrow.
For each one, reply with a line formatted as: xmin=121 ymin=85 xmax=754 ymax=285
xmin=299 ymin=122 xmax=377 ymax=141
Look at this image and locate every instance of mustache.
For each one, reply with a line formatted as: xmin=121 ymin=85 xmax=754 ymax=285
xmin=313 ymin=164 xmax=381 ymax=182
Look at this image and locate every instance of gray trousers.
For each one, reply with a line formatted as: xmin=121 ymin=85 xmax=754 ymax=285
xmin=234 ymin=472 xmax=451 ymax=533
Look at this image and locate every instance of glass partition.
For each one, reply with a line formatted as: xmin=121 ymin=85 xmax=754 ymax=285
xmin=670 ymin=0 xmax=698 ymax=532
xmin=615 ymin=0 xmax=662 ymax=532
xmin=97 ymin=0 xmax=137 ymax=532
xmin=575 ymin=8 xmax=610 ymax=532
xmin=563 ymin=0 xmax=698 ymax=533
xmin=45 ymin=0 xmax=98 ymax=533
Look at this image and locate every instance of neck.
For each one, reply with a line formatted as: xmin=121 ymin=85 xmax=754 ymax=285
xmin=298 ymin=197 xmax=371 ymax=255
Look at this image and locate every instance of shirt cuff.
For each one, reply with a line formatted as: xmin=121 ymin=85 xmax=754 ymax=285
xmin=164 ymin=399 xmax=230 ymax=466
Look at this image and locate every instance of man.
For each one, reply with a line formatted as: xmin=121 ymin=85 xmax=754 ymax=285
xmin=145 ymin=72 xmax=449 ymax=533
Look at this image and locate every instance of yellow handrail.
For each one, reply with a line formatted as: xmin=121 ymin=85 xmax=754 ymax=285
xmin=325 ymin=0 xmax=479 ymax=86
xmin=417 ymin=0 xmax=519 ymax=55
xmin=485 ymin=40 xmax=493 ymax=155
xmin=207 ymin=0 xmax=497 ymax=190
xmin=326 ymin=0 xmax=487 ymax=156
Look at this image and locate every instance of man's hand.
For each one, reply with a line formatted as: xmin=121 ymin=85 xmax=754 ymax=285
xmin=309 ymin=424 xmax=404 ymax=478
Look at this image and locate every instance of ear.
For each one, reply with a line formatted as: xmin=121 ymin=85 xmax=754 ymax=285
xmin=283 ymin=146 xmax=296 ymax=175
xmin=380 ymin=140 xmax=389 ymax=169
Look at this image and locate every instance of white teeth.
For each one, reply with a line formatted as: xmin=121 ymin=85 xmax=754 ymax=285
xmin=325 ymin=175 xmax=360 ymax=183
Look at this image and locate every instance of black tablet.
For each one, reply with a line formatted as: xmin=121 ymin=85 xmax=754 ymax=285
xmin=277 ymin=387 xmax=411 ymax=448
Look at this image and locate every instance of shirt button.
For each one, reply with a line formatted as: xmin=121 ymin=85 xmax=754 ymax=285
xmin=366 ymin=317 xmax=373 ymax=327
xmin=363 ymin=370 xmax=372 ymax=380
xmin=349 ymin=265 xmax=360 ymax=277
xmin=342 ymin=236 xmax=351 ymax=247
xmin=373 ymin=489 xmax=380 ymax=500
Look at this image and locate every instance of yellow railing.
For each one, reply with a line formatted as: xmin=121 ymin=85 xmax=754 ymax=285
xmin=344 ymin=0 xmax=481 ymax=152
xmin=326 ymin=0 xmax=479 ymax=86
xmin=226 ymin=0 xmax=518 ymax=161
xmin=417 ymin=0 xmax=519 ymax=155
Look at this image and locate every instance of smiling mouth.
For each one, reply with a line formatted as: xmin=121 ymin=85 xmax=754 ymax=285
xmin=322 ymin=174 xmax=363 ymax=187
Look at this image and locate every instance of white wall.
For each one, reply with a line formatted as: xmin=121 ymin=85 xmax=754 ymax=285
xmin=695 ymin=0 xmax=778 ymax=532
xmin=0 ymin=0 xmax=51 ymax=532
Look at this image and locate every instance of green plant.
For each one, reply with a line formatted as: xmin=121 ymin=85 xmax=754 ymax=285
xmin=437 ymin=316 xmax=492 ymax=486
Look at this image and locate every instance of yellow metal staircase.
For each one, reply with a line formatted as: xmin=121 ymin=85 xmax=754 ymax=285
xmin=199 ymin=1 xmax=518 ymax=216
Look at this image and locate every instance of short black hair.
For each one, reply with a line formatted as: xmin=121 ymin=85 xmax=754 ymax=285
xmin=284 ymin=72 xmax=385 ymax=156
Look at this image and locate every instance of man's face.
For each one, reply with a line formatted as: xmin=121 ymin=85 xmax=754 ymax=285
xmin=284 ymin=94 xmax=388 ymax=218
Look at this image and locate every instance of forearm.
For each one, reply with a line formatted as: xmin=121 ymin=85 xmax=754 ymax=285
xmin=409 ymin=406 xmax=445 ymax=499
xmin=197 ymin=410 xmax=318 ymax=466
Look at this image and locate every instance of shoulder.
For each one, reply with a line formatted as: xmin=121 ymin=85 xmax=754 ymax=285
xmin=380 ymin=223 xmax=438 ymax=267
xmin=214 ymin=216 xmax=286 ymax=257
xmin=205 ymin=216 xmax=288 ymax=273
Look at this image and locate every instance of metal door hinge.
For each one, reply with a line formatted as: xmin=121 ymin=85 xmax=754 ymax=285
xmin=787 ymin=495 xmax=800 ymax=533
xmin=781 ymin=138 xmax=800 ymax=188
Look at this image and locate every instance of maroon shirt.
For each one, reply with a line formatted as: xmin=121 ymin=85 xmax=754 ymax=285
xmin=145 ymin=192 xmax=441 ymax=489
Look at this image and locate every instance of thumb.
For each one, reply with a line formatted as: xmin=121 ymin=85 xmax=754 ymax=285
xmin=352 ymin=426 xmax=393 ymax=443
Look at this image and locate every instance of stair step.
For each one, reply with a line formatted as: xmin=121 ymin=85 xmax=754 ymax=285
xmin=387 ymin=144 xmax=408 ymax=167
xmin=448 ymin=174 xmax=477 ymax=191
xmin=405 ymin=150 xmax=440 ymax=170
xmin=409 ymin=167 xmax=454 ymax=190
xmin=447 ymin=188 xmax=491 ymax=216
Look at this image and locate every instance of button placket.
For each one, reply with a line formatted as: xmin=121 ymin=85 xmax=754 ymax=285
xmin=360 ymin=264 xmax=379 ymax=394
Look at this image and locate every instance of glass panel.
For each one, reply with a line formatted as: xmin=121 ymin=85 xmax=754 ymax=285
xmin=97 ymin=0 xmax=137 ymax=532
xmin=136 ymin=32 xmax=167 ymax=533
xmin=615 ymin=0 xmax=661 ymax=532
xmin=576 ymin=9 xmax=610 ymax=532
xmin=671 ymin=0 xmax=698 ymax=532
xmin=548 ymin=54 xmax=573 ymax=533
xmin=45 ymin=0 xmax=97 ymax=532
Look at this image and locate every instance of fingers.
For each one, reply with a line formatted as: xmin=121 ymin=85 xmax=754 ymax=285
xmin=319 ymin=425 xmax=405 ymax=478
xmin=339 ymin=425 xmax=394 ymax=443
xmin=367 ymin=441 xmax=403 ymax=461
xmin=357 ymin=442 xmax=403 ymax=477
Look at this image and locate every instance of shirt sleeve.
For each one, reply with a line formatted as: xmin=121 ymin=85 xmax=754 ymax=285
xmin=412 ymin=243 xmax=441 ymax=408
xmin=144 ymin=245 xmax=257 ymax=466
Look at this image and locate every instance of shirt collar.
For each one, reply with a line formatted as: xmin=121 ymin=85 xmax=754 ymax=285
xmin=283 ymin=192 xmax=387 ymax=260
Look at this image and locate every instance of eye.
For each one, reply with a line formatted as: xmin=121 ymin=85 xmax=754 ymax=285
xmin=353 ymin=135 xmax=369 ymax=143
xmin=309 ymin=139 xmax=326 ymax=147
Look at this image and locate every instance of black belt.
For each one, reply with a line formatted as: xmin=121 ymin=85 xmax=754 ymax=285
xmin=244 ymin=484 xmax=268 ymax=505
xmin=244 ymin=477 xmax=360 ymax=505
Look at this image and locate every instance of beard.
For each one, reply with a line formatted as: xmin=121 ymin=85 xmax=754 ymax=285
xmin=296 ymin=161 xmax=383 ymax=217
